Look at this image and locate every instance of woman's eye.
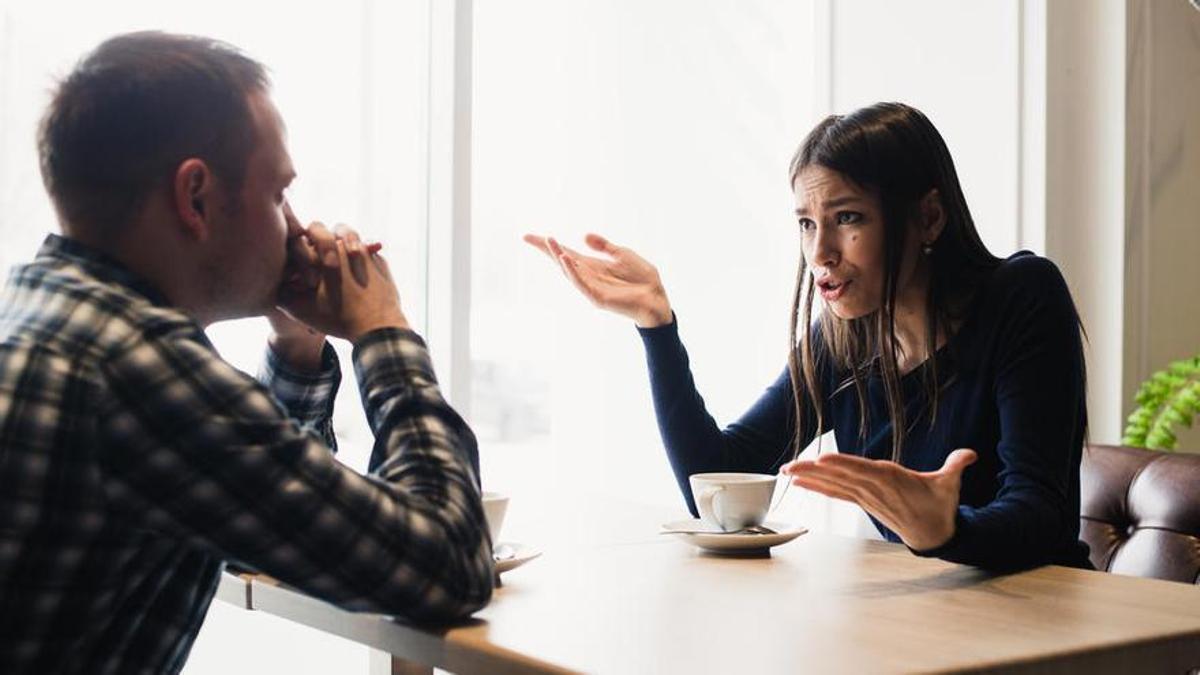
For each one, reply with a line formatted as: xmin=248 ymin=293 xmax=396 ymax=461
xmin=837 ymin=211 xmax=862 ymax=225
xmin=798 ymin=218 xmax=816 ymax=232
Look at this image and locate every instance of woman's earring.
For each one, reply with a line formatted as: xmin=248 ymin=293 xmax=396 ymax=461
xmin=922 ymin=242 xmax=934 ymax=256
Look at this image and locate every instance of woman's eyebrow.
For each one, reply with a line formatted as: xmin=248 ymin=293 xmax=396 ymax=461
xmin=795 ymin=195 xmax=864 ymax=216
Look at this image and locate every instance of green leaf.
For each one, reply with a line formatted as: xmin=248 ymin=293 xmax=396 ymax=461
xmin=1125 ymin=352 xmax=1199 ymax=452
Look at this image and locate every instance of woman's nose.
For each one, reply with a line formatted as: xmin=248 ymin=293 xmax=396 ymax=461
xmin=811 ymin=224 xmax=840 ymax=268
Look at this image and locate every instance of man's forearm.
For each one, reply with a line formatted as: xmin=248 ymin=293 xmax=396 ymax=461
xmin=259 ymin=339 xmax=341 ymax=451
xmin=268 ymin=331 xmax=326 ymax=373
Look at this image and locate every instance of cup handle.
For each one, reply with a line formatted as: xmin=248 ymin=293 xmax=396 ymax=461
xmin=696 ymin=485 xmax=725 ymax=526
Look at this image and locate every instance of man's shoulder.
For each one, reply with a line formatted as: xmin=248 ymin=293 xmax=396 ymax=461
xmin=1 ymin=257 xmax=202 ymax=362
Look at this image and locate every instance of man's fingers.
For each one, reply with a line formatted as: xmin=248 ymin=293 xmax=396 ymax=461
xmin=307 ymin=221 xmax=340 ymax=270
xmin=286 ymin=232 xmax=321 ymax=288
xmin=370 ymin=252 xmax=395 ymax=284
xmin=333 ymin=223 xmax=363 ymax=254
xmin=333 ymin=224 xmax=369 ymax=285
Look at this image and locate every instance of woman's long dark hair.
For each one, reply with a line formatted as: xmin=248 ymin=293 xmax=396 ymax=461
xmin=787 ymin=102 xmax=1002 ymax=463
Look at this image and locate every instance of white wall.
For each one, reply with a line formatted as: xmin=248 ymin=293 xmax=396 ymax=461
xmin=1035 ymin=0 xmax=1200 ymax=449
xmin=1125 ymin=0 xmax=1200 ymax=451
xmin=1040 ymin=0 xmax=1129 ymax=444
xmin=827 ymin=0 xmax=1023 ymax=257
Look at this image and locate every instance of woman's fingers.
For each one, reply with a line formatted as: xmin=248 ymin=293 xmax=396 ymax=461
xmin=548 ymin=238 xmax=609 ymax=282
xmin=528 ymin=234 xmax=590 ymax=263
xmin=556 ymin=252 xmax=605 ymax=305
xmin=523 ymin=234 xmax=554 ymax=258
xmin=794 ymin=461 xmax=882 ymax=502
xmin=584 ymin=232 xmax=619 ymax=255
xmin=788 ymin=452 xmax=965 ymax=550
xmin=525 ymin=234 xmax=604 ymax=302
xmin=785 ymin=457 xmax=879 ymax=485
xmin=789 ymin=473 xmax=860 ymax=505
xmin=817 ymin=452 xmax=888 ymax=472
xmin=938 ymin=448 xmax=978 ymax=477
xmin=790 ymin=471 xmax=900 ymax=532
xmin=547 ymin=237 xmax=597 ymax=262
xmin=528 ymin=233 xmax=613 ymax=264
xmin=586 ymin=232 xmax=657 ymax=269
xmin=786 ymin=459 xmax=901 ymax=515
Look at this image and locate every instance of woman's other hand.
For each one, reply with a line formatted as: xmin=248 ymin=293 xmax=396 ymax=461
xmin=780 ymin=449 xmax=978 ymax=552
xmin=523 ymin=232 xmax=673 ymax=328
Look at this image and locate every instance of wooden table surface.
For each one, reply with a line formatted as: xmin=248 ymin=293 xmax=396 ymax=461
xmin=220 ymin=497 xmax=1200 ymax=674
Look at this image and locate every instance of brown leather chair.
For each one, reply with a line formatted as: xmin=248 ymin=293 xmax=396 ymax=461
xmin=1080 ymin=444 xmax=1200 ymax=584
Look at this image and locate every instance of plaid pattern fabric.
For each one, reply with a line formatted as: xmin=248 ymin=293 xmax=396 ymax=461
xmin=257 ymin=339 xmax=341 ymax=452
xmin=0 ymin=235 xmax=492 ymax=675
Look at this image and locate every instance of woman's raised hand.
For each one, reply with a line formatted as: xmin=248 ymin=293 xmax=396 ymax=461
xmin=523 ymin=233 xmax=673 ymax=328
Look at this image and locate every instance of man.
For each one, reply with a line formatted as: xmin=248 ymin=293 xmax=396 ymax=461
xmin=0 ymin=31 xmax=492 ymax=674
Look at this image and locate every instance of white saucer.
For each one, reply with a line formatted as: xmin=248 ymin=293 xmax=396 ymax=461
xmin=661 ymin=519 xmax=808 ymax=552
xmin=494 ymin=541 xmax=541 ymax=574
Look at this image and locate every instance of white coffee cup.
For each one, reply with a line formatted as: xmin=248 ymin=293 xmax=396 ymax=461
xmin=482 ymin=491 xmax=509 ymax=542
xmin=689 ymin=473 xmax=777 ymax=531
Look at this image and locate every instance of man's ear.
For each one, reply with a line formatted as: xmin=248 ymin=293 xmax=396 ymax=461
xmin=173 ymin=158 xmax=215 ymax=242
xmin=920 ymin=188 xmax=947 ymax=245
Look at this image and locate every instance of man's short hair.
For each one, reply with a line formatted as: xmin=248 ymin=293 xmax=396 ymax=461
xmin=37 ymin=31 xmax=269 ymax=236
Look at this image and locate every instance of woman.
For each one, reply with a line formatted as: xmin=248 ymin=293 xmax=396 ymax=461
xmin=525 ymin=102 xmax=1091 ymax=571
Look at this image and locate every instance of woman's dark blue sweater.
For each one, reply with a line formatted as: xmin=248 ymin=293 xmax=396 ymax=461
xmin=638 ymin=252 xmax=1092 ymax=570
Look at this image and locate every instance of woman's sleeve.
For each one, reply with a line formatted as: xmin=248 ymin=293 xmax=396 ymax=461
xmin=639 ymin=314 xmax=824 ymax=515
xmin=914 ymin=258 xmax=1087 ymax=569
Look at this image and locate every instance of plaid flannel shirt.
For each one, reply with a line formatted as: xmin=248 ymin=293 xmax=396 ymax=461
xmin=0 ymin=235 xmax=493 ymax=674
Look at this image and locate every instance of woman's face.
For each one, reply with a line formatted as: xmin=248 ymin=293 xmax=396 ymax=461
xmin=793 ymin=165 xmax=926 ymax=320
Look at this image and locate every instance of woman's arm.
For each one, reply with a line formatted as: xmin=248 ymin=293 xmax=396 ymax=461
xmin=641 ymin=315 xmax=820 ymax=514
xmin=524 ymin=232 xmax=824 ymax=515
xmin=915 ymin=257 xmax=1088 ymax=569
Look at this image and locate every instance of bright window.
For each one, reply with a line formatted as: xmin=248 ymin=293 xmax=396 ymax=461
xmin=0 ymin=1 xmax=436 ymax=672
xmin=470 ymin=0 xmax=867 ymax=535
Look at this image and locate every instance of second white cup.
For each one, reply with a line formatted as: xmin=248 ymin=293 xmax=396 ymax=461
xmin=482 ymin=491 xmax=509 ymax=542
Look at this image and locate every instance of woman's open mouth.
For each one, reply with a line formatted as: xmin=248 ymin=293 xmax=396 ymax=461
xmin=817 ymin=278 xmax=851 ymax=302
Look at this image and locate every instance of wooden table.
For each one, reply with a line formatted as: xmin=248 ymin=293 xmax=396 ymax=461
xmin=216 ymin=498 xmax=1200 ymax=674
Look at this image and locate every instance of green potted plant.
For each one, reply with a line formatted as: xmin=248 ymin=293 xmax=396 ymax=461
xmin=1122 ymin=355 xmax=1200 ymax=451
